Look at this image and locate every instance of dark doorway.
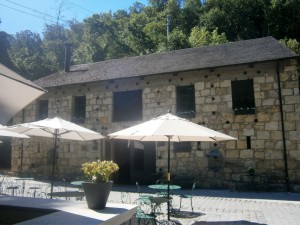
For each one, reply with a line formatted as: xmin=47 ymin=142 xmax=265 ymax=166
xmin=0 ymin=137 xmax=12 ymax=169
xmin=113 ymin=140 xmax=156 ymax=185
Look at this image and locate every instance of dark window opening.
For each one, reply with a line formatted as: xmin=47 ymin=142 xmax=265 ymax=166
xmin=246 ymin=136 xmax=251 ymax=149
xmin=113 ymin=90 xmax=142 ymax=122
xmin=174 ymin=142 xmax=192 ymax=153
xmin=37 ymin=100 xmax=48 ymax=120
xmin=134 ymin=149 xmax=144 ymax=171
xmin=176 ymin=85 xmax=195 ymax=118
xmin=231 ymin=79 xmax=255 ymax=115
xmin=72 ymin=96 xmax=86 ymax=123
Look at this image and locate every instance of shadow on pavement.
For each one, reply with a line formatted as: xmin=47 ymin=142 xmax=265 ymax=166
xmin=171 ymin=211 xmax=204 ymax=219
xmin=191 ymin=221 xmax=267 ymax=225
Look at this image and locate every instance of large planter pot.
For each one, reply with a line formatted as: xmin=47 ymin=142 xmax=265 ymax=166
xmin=82 ymin=181 xmax=113 ymax=209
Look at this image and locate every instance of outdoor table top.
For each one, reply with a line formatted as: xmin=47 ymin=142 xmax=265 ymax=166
xmin=48 ymin=191 xmax=85 ymax=198
xmin=148 ymin=184 xmax=181 ymax=190
xmin=14 ymin=177 xmax=34 ymax=181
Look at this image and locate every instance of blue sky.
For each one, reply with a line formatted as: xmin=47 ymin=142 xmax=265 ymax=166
xmin=0 ymin=0 xmax=148 ymax=35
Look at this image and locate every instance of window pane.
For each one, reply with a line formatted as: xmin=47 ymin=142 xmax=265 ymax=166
xmin=113 ymin=90 xmax=142 ymax=122
xmin=72 ymin=96 xmax=86 ymax=123
xmin=176 ymin=85 xmax=195 ymax=118
xmin=231 ymin=80 xmax=255 ymax=115
xmin=38 ymin=100 xmax=48 ymax=120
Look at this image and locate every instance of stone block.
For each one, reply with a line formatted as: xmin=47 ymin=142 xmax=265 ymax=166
xmin=256 ymin=131 xmax=270 ymax=139
xmin=226 ymin=150 xmax=239 ymax=159
xmin=226 ymin=141 xmax=236 ymax=149
xmin=289 ymin=131 xmax=300 ymax=141
xmin=252 ymin=140 xmax=265 ymax=149
xmin=243 ymin=128 xmax=254 ymax=136
xmin=254 ymin=151 xmax=264 ymax=159
xmin=271 ymin=131 xmax=283 ymax=140
xmin=265 ymin=121 xmax=279 ymax=131
xmin=195 ymin=82 xmax=204 ymax=90
xmin=240 ymin=149 xmax=253 ymax=158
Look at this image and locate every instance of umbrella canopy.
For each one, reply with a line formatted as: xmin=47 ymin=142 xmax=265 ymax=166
xmin=0 ymin=124 xmax=29 ymax=138
xmin=10 ymin=117 xmax=105 ymax=197
xmin=108 ymin=113 xmax=236 ymax=142
xmin=108 ymin=112 xmax=237 ymax=220
xmin=0 ymin=63 xmax=46 ymax=124
xmin=10 ymin=117 xmax=105 ymax=141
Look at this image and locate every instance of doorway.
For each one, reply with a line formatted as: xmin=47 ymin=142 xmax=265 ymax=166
xmin=113 ymin=140 xmax=156 ymax=184
xmin=0 ymin=138 xmax=12 ymax=169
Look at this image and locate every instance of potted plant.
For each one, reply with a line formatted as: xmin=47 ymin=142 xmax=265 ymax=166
xmin=81 ymin=160 xmax=119 ymax=209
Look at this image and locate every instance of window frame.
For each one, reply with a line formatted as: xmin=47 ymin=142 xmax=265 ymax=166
xmin=113 ymin=89 xmax=142 ymax=122
xmin=72 ymin=96 xmax=86 ymax=124
xmin=231 ymin=79 xmax=256 ymax=115
xmin=37 ymin=100 xmax=48 ymax=120
xmin=176 ymin=85 xmax=196 ymax=118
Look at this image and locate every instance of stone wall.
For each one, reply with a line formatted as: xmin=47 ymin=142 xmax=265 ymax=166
xmin=12 ymin=59 xmax=300 ymax=191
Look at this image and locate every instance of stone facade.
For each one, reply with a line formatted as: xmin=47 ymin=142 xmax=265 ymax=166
xmin=11 ymin=51 xmax=300 ymax=191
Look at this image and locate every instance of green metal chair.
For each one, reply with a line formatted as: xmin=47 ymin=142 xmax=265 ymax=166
xmin=134 ymin=198 xmax=157 ymax=225
xmin=179 ymin=182 xmax=196 ymax=212
xmin=136 ymin=182 xmax=153 ymax=200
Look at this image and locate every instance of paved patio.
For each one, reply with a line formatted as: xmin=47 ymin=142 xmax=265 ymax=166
xmin=108 ymin=185 xmax=300 ymax=225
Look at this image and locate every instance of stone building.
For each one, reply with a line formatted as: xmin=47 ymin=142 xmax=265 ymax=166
xmin=11 ymin=36 xmax=300 ymax=191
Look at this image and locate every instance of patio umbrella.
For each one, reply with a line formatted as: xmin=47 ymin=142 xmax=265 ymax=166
xmin=0 ymin=125 xmax=29 ymax=138
xmin=9 ymin=117 xmax=105 ymax=197
xmin=0 ymin=63 xmax=46 ymax=124
xmin=108 ymin=112 xmax=237 ymax=220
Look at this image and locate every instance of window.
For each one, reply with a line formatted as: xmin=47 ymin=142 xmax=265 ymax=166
xmin=37 ymin=100 xmax=48 ymax=120
xmin=72 ymin=96 xmax=86 ymax=123
xmin=231 ymin=79 xmax=255 ymax=115
xmin=113 ymin=90 xmax=142 ymax=122
xmin=176 ymin=85 xmax=195 ymax=118
xmin=174 ymin=142 xmax=192 ymax=153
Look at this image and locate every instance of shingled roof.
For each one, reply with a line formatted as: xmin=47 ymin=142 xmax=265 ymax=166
xmin=35 ymin=36 xmax=297 ymax=88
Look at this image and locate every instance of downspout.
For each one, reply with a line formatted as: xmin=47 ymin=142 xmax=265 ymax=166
xmin=276 ymin=61 xmax=290 ymax=192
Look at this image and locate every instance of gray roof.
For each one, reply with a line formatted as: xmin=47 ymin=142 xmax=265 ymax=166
xmin=35 ymin=36 xmax=297 ymax=88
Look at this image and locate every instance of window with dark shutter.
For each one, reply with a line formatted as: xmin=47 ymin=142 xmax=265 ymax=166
xmin=231 ymin=79 xmax=255 ymax=115
xmin=176 ymin=85 xmax=195 ymax=118
xmin=174 ymin=142 xmax=192 ymax=153
xmin=38 ymin=100 xmax=48 ymax=120
xmin=72 ymin=96 xmax=86 ymax=123
xmin=113 ymin=90 xmax=142 ymax=122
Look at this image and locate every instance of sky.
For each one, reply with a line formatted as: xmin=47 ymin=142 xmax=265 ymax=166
xmin=0 ymin=0 xmax=148 ymax=35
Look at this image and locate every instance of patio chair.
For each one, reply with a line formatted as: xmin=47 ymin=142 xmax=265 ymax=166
xmin=179 ymin=181 xmax=196 ymax=212
xmin=136 ymin=182 xmax=153 ymax=200
xmin=134 ymin=198 xmax=157 ymax=225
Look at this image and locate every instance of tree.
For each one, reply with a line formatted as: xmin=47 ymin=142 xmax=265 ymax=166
xmin=42 ymin=24 xmax=68 ymax=72
xmin=201 ymin=0 xmax=269 ymax=41
xmin=182 ymin=0 xmax=203 ymax=34
xmin=0 ymin=31 xmax=15 ymax=69
xmin=189 ymin=27 xmax=227 ymax=47
xmin=8 ymin=30 xmax=50 ymax=80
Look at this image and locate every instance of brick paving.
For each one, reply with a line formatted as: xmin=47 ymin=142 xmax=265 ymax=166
xmin=108 ymin=185 xmax=300 ymax=225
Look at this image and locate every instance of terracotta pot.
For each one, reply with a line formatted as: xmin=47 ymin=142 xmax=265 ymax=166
xmin=82 ymin=181 xmax=113 ymax=209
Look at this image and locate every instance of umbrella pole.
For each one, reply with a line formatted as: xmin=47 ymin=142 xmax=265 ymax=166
xmin=167 ymin=136 xmax=171 ymax=221
xmin=50 ymin=130 xmax=58 ymax=199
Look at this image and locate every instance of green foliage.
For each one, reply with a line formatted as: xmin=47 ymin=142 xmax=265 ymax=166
xmin=82 ymin=160 xmax=119 ymax=183
xmin=189 ymin=27 xmax=227 ymax=47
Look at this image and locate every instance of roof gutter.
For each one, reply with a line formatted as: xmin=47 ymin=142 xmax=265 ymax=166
xmin=276 ymin=60 xmax=290 ymax=192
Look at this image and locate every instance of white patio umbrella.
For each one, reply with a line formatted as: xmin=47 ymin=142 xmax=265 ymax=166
xmin=0 ymin=63 xmax=46 ymax=124
xmin=9 ymin=117 xmax=105 ymax=197
xmin=108 ymin=112 xmax=237 ymax=220
xmin=0 ymin=124 xmax=29 ymax=138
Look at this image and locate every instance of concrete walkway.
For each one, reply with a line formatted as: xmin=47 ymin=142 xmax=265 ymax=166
xmin=108 ymin=185 xmax=300 ymax=225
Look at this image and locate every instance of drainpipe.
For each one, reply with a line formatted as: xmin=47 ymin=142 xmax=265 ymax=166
xmin=276 ymin=61 xmax=290 ymax=192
